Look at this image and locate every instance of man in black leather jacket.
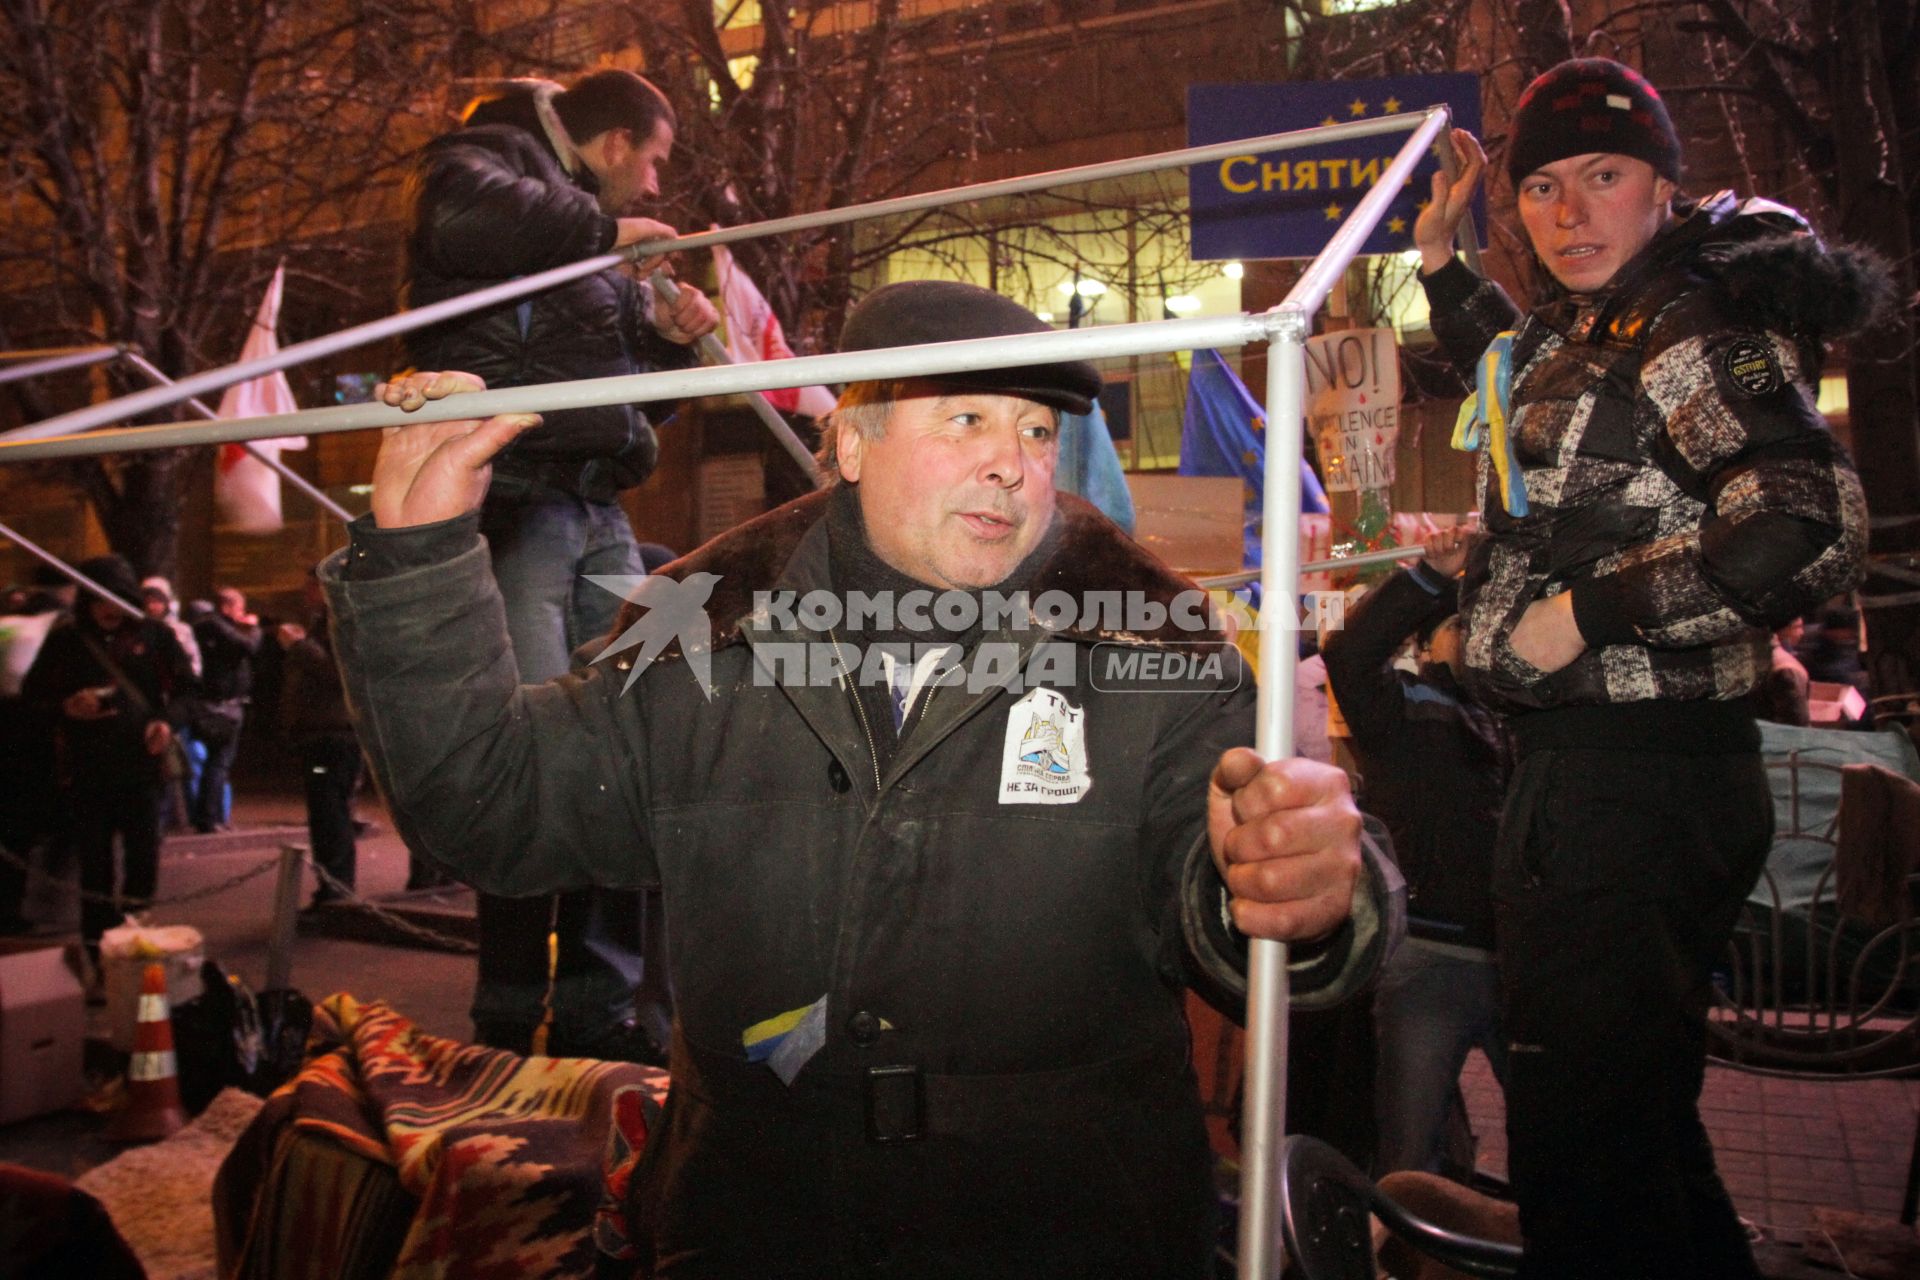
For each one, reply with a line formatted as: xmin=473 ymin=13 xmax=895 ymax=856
xmin=403 ymin=68 xmax=719 ymax=1062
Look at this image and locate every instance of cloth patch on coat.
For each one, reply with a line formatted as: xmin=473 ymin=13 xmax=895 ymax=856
xmin=743 ymin=995 xmax=828 ymax=1085
xmin=1721 ymin=337 xmax=1783 ymax=397
xmin=999 ymin=686 xmax=1091 ymax=805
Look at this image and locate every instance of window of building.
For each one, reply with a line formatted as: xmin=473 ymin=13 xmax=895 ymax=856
xmin=862 ymin=172 xmax=1250 ymax=468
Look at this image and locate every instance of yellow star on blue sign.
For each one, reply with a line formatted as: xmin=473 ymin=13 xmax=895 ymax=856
xmin=1388 ymin=216 xmax=1407 ymax=234
xmin=1383 ymin=96 xmax=1402 ymax=113
xmin=1324 ymin=202 xmax=1344 ymax=220
xmin=1349 ymin=99 xmax=1368 ymax=117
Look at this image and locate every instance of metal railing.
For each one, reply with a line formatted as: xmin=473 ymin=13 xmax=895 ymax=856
xmin=0 ymin=105 xmax=1458 ymax=1277
xmin=114 ymin=351 xmax=357 ymax=524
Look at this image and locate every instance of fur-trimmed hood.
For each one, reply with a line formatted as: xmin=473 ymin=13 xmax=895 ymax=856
xmin=614 ymin=489 xmax=1228 ymax=657
xmin=1687 ymin=193 xmax=1899 ymax=343
xmin=1583 ymin=191 xmax=1899 ymax=349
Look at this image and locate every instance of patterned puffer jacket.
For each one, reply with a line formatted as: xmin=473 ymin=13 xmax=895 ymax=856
xmin=1420 ymin=192 xmax=1884 ymax=713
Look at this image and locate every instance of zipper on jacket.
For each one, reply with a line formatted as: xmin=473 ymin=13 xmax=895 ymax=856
xmin=828 ymin=631 xmax=883 ymax=795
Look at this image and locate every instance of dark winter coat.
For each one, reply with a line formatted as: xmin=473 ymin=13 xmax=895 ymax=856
xmin=279 ymin=611 xmax=354 ymax=742
xmin=1422 ymin=193 xmax=1878 ymax=716
xmin=1323 ymin=566 xmax=1510 ymax=950
xmin=23 ymin=612 xmax=194 ymax=783
xmin=321 ymin=489 xmax=1395 ymax=1276
xmin=191 ymin=611 xmax=260 ymax=702
xmin=402 ymin=86 xmax=696 ymax=499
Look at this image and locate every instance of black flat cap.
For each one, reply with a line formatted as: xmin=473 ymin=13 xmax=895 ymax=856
xmin=838 ymin=280 xmax=1101 ymax=415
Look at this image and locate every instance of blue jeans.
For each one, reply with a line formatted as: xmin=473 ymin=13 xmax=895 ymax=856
xmin=471 ymin=484 xmax=658 ymax=1044
xmin=189 ymin=722 xmax=239 ymax=830
xmin=1372 ymin=938 xmax=1508 ymax=1176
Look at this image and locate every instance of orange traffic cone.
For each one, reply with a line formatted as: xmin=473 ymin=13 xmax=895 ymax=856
xmin=107 ymin=960 xmax=187 ymax=1142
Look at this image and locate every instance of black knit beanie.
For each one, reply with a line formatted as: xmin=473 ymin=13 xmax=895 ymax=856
xmin=1506 ymin=58 xmax=1682 ymax=185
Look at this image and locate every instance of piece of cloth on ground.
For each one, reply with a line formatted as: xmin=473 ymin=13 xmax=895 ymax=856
xmin=214 ymin=993 xmax=667 ymax=1280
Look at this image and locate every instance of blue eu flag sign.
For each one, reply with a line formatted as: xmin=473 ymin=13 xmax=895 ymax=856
xmin=1180 ymin=349 xmax=1329 ymax=597
xmin=1187 ymin=73 xmax=1484 ymax=261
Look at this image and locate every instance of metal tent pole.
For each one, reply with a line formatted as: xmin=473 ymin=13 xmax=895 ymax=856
xmin=1197 ymin=542 xmax=1425 ymax=591
xmin=0 ymin=519 xmax=142 ymax=619
xmin=0 ymin=311 xmax=1279 ymax=464
xmin=1235 ymin=319 xmax=1305 ymax=1280
xmin=118 ymin=352 xmax=356 ymax=524
xmin=1434 ymin=129 xmax=1485 ymax=276
xmin=0 ymin=345 xmax=123 ymax=389
xmin=1236 ymin=104 xmax=1453 ymax=1279
xmin=2 ymin=113 xmax=1434 ymax=444
xmin=648 ymin=271 xmax=825 ymax=488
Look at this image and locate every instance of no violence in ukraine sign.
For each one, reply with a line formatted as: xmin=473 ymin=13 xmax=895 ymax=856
xmin=1187 ymin=73 xmax=1484 ymax=261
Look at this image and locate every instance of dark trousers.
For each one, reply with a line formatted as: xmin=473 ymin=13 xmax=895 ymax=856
xmin=1496 ymin=744 xmax=1772 ymax=1280
xmin=648 ymin=1040 xmax=1216 ymax=1277
xmin=299 ymin=734 xmax=362 ymax=898
xmin=474 ymin=888 xmax=647 ymax=1045
xmin=72 ymin=777 xmax=165 ymax=953
xmin=0 ymin=846 xmax=25 ymax=930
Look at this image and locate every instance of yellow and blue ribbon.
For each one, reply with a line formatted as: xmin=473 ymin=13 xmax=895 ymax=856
xmin=1451 ymin=331 xmax=1528 ymax=516
xmin=743 ymin=994 xmax=831 ymax=1085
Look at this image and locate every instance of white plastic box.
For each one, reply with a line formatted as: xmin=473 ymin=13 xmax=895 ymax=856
xmin=0 ymin=939 xmax=86 ymax=1125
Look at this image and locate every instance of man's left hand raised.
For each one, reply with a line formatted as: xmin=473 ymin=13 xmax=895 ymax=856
xmin=370 ymin=371 xmax=541 ymax=529
xmin=1207 ymin=748 xmax=1364 ymax=942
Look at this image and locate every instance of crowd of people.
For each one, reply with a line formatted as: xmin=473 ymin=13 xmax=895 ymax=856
xmin=0 ymin=560 xmax=379 ymax=954
xmin=0 ymin=48 xmax=1901 ymax=1280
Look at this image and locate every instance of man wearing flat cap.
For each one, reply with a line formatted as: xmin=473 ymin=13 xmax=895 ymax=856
xmin=323 ymin=280 xmax=1395 ymax=1276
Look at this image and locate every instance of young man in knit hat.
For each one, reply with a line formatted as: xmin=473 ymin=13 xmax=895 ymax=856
xmin=1414 ymin=58 xmax=1881 ymax=1277
xmin=321 ymin=279 xmax=1398 ymax=1275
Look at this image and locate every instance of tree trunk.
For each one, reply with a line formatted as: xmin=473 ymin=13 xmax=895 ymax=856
xmin=1512 ymin=0 xmax=1575 ymax=76
xmin=1824 ymin=1 xmax=1920 ymax=714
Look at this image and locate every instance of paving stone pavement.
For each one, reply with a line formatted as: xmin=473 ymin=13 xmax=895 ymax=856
xmin=1458 ymin=1049 xmax=1920 ymax=1247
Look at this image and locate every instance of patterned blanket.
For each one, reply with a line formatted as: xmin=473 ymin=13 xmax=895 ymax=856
xmin=215 ymin=994 xmax=668 ymax=1280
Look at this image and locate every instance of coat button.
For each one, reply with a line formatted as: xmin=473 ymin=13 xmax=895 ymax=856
xmin=846 ymin=1010 xmax=881 ymax=1046
xmin=827 ymin=759 xmax=851 ymax=793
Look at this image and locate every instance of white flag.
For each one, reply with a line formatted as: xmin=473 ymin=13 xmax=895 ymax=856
xmin=713 ymin=242 xmax=839 ymax=420
xmin=213 ymin=265 xmax=307 ymax=534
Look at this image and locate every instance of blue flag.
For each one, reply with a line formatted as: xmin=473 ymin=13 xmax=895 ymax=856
xmin=1179 ymin=349 xmax=1329 ymax=586
xmin=1056 ymin=402 xmax=1136 ymax=534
